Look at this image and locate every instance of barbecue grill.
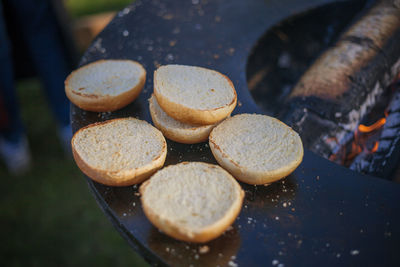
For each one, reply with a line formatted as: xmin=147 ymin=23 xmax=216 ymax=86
xmin=71 ymin=0 xmax=400 ymax=265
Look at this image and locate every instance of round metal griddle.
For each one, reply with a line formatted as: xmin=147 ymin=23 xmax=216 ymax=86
xmin=71 ymin=0 xmax=400 ymax=266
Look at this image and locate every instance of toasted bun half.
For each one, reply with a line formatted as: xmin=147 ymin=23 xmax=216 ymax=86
xmin=153 ymin=65 xmax=236 ymax=125
xmin=71 ymin=117 xmax=166 ymax=186
xmin=140 ymin=162 xmax=244 ymax=243
xmin=149 ymin=94 xmax=216 ymax=144
xmin=209 ymin=114 xmax=303 ymax=185
xmin=65 ymin=59 xmax=146 ymax=112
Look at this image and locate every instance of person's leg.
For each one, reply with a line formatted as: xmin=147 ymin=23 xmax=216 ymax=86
xmin=10 ymin=0 xmax=71 ymax=128
xmin=10 ymin=0 xmax=72 ymax=154
xmin=0 ymin=2 xmax=24 ymax=142
xmin=0 ymin=1 xmax=31 ymax=174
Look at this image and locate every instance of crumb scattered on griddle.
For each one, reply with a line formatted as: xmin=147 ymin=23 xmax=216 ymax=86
xmin=199 ymin=245 xmax=209 ymax=254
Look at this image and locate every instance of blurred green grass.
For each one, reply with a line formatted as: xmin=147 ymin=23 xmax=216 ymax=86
xmin=65 ymin=0 xmax=133 ymax=18
xmin=0 ymin=79 xmax=148 ymax=266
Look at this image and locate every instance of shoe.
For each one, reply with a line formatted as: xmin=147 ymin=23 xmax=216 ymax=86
xmin=0 ymin=135 xmax=32 ymax=175
xmin=58 ymin=124 xmax=72 ymax=157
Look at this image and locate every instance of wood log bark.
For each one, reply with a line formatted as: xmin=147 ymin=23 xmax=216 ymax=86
xmin=284 ymin=0 xmax=400 ymax=158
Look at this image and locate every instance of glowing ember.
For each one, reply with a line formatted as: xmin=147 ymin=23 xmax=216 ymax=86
xmin=371 ymin=141 xmax=379 ymax=153
xmin=358 ymin=117 xmax=386 ymax=133
xmin=328 ymin=73 xmax=399 ymax=167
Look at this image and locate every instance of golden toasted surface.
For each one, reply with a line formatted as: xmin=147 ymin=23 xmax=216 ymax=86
xmin=153 ymin=65 xmax=236 ymax=125
xmin=72 ymin=117 xmax=166 ymax=186
xmin=149 ymin=94 xmax=215 ymax=143
xmin=140 ymin=162 xmax=244 ymax=242
xmin=154 ymin=65 xmax=236 ymax=110
xmin=209 ymin=113 xmax=303 ymax=184
xmin=65 ymin=59 xmax=146 ymax=112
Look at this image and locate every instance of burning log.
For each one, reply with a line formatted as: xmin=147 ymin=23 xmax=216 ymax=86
xmin=284 ymin=0 xmax=400 ymax=162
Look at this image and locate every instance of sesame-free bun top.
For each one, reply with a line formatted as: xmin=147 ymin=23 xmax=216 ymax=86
xmin=65 ymin=59 xmax=146 ymax=112
xmin=209 ymin=113 xmax=303 ymax=185
xmin=71 ymin=117 xmax=166 ymax=186
xmin=154 ymin=65 xmax=237 ymax=125
xmin=149 ymin=94 xmax=216 ymax=144
xmin=140 ymin=162 xmax=244 ymax=243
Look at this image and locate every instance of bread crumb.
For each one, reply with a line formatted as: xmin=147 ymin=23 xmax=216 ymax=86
xmin=172 ymin=27 xmax=180 ymax=34
xmin=228 ymin=261 xmax=238 ymax=267
xmin=350 ymin=250 xmax=360 ymax=256
xmin=169 ymin=40 xmax=177 ymax=47
xmin=162 ymin=13 xmax=174 ymax=20
xmin=118 ymin=7 xmax=131 ymax=17
xmin=199 ymin=245 xmax=209 ymax=254
xmin=226 ymin=48 xmax=235 ymax=56
xmin=165 ymin=54 xmax=174 ymax=61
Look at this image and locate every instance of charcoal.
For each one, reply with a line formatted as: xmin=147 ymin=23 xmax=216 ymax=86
xmin=350 ymin=88 xmax=400 ymax=179
xmin=376 ymin=140 xmax=393 ymax=153
xmin=380 ymin=128 xmax=399 ymax=139
xmin=385 ymin=117 xmax=400 ymax=128
xmin=350 ymin=155 xmax=372 ymax=173
xmin=368 ymin=135 xmax=400 ymax=179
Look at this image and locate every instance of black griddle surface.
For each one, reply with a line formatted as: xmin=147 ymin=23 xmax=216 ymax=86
xmin=71 ymin=0 xmax=400 ymax=266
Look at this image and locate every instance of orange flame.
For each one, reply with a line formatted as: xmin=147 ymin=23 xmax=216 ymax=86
xmin=329 ymin=71 xmax=398 ymax=166
xmin=329 ymin=111 xmax=388 ymax=165
xmin=358 ymin=117 xmax=386 ymax=133
xmin=351 ymin=112 xmax=387 ymax=158
xmin=371 ymin=141 xmax=379 ymax=153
